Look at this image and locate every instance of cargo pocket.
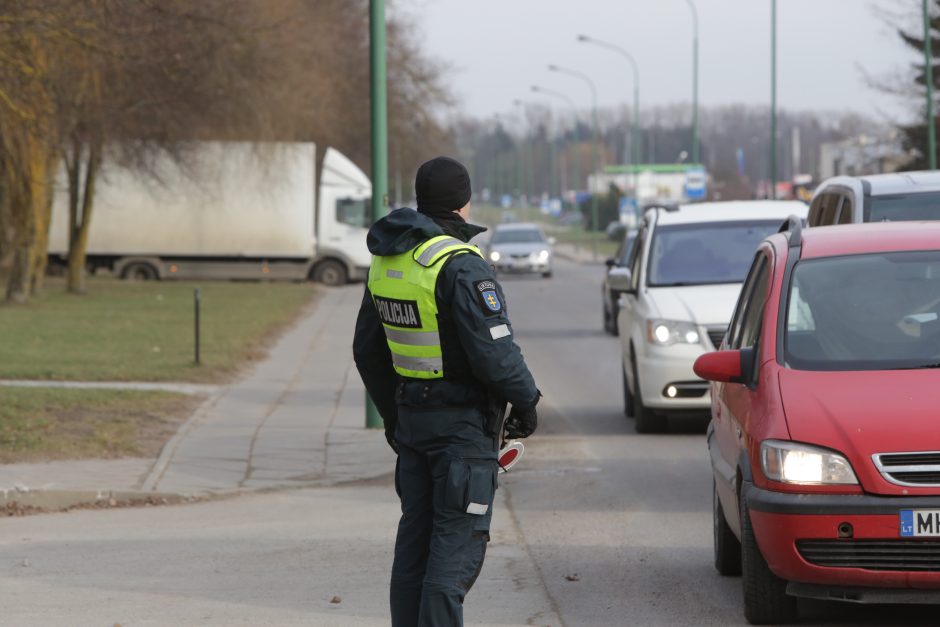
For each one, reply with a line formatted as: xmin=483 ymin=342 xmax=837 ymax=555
xmin=444 ymin=458 xmax=497 ymax=530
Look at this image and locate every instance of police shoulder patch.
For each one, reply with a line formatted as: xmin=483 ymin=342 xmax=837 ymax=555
xmin=473 ymin=280 xmax=502 ymax=315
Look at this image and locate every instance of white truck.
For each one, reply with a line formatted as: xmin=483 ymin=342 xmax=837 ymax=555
xmin=48 ymin=141 xmax=372 ymax=285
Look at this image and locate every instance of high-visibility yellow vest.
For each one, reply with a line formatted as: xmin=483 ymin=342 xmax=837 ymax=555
xmin=368 ymin=235 xmax=483 ymax=379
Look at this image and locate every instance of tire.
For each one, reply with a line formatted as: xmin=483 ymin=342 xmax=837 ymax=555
xmin=609 ymin=295 xmax=620 ymax=336
xmin=740 ymin=490 xmax=797 ymax=624
xmin=631 ymin=355 xmax=664 ymax=433
xmin=121 ymin=262 xmax=158 ymax=281
xmin=604 ymin=300 xmax=614 ymax=334
xmin=542 ymin=271 xmax=552 ymax=278
xmin=622 ymin=360 xmax=634 ymax=418
xmin=312 ymin=260 xmax=347 ymax=286
xmin=713 ymin=478 xmax=742 ymax=576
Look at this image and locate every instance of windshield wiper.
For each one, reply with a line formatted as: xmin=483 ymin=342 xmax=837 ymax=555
xmin=891 ymin=363 xmax=940 ymax=370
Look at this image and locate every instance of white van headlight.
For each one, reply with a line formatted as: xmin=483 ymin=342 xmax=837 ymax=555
xmin=490 ymin=251 xmax=501 ymax=262
xmin=646 ymin=319 xmax=700 ymax=346
xmin=760 ymin=440 xmax=858 ymax=485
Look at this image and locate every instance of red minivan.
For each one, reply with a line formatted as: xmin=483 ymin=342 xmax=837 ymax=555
xmin=695 ymin=220 xmax=940 ymax=624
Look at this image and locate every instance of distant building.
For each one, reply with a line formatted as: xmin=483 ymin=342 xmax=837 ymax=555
xmin=818 ymin=132 xmax=911 ymax=179
xmin=590 ymin=163 xmax=709 ymax=205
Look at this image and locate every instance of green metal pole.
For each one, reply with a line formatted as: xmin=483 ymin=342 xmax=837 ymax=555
xmin=590 ymin=106 xmax=599 ymax=260
xmin=366 ymin=0 xmax=387 ymax=430
xmin=925 ymin=0 xmax=937 ymax=170
xmin=770 ymin=0 xmax=777 ymax=197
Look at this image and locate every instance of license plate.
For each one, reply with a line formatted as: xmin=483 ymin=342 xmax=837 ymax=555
xmin=900 ymin=509 xmax=940 ymax=537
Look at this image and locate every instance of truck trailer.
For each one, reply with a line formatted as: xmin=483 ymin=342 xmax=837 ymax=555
xmin=48 ymin=141 xmax=372 ymax=285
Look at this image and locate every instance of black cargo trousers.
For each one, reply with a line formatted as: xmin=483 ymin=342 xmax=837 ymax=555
xmin=390 ymin=403 xmax=497 ymax=627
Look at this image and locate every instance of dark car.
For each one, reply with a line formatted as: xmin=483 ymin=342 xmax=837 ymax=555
xmin=601 ymin=229 xmax=637 ymax=335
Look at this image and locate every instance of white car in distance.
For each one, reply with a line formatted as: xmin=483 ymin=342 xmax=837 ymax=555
xmin=618 ymin=200 xmax=808 ymax=432
xmin=486 ymin=223 xmax=555 ymax=278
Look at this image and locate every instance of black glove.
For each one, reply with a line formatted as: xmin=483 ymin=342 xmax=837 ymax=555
xmin=504 ymin=404 xmax=537 ymax=439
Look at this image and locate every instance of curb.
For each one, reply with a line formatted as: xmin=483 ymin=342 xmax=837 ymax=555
xmin=0 ymin=489 xmax=204 ymax=513
xmin=141 ymin=390 xmax=224 ymax=492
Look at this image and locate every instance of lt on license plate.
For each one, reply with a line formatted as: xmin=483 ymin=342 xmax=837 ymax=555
xmin=900 ymin=509 xmax=940 ymax=537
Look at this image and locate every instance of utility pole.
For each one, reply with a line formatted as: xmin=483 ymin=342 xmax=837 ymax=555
xmin=548 ymin=64 xmax=600 ymax=261
xmin=365 ymin=0 xmax=387 ymax=429
xmin=926 ymin=0 xmax=937 ymax=170
xmin=684 ymin=0 xmax=700 ymax=164
xmin=770 ymin=0 xmax=778 ymax=197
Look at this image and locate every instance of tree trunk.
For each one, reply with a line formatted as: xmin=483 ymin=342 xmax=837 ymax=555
xmin=67 ymin=140 xmax=101 ymax=294
xmin=28 ymin=148 xmax=55 ymax=295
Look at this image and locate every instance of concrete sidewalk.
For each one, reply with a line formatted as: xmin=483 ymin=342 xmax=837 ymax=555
xmin=0 ymin=285 xmax=394 ymax=506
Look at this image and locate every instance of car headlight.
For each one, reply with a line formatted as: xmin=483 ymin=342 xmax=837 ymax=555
xmin=490 ymin=251 xmax=501 ymax=262
xmin=646 ymin=319 xmax=700 ymax=346
xmin=760 ymin=440 xmax=858 ymax=485
xmin=535 ymin=249 xmax=550 ymax=262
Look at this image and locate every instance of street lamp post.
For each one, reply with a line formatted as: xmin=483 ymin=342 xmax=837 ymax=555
xmin=532 ymin=85 xmax=581 ymax=212
xmin=925 ymin=0 xmax=937 ymax=170
xmin=366 ymin=0 xmax=387 ymax=429
xmin=770 ymin=0 xmax=778 ymax=196
xmin=683 ymin=0 xmax=700 ymax=165
xmin=548 ymin=64 xmax=600 ymax=261
xmin=577 ymin=34 xmax=641 ymax=211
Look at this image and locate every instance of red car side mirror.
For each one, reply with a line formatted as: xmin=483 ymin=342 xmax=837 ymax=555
xmin=694 ymin=350 xmax=744 ymax=383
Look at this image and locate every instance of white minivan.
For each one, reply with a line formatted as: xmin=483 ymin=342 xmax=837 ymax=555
xmin=618 ymin=201 xmax=807 ymax=432
xmin=808 ymin=171 xmax=940 ymax=226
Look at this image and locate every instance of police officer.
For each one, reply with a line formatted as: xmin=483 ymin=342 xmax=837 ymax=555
xmin=353 ymin=156 xmax=539 ymax=627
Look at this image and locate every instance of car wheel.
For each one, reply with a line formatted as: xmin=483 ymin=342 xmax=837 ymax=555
xmin=622 ymin=360 xmax=634 ymax=418
xmin=609 ymin=295 xmax=620 ymax=336
xmin=604 ymin=299 xmax=614 ymax=334
xmin=740 ymin=490 xmax=797 ymax=624
xmin=542 ymin=271 xmax=552 ymax=278
xmin=713 ymin=478 xmax=741 ymax=576
xmin=312 ymin=260 xmax=347 ymax=286
xmin=631 ymin=355 xmax=664 ymax=433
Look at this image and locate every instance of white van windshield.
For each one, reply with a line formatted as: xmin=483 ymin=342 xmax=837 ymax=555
xmin=868 ymin=192 xmax=940 ymax=222
xmin=647 ymin=221 xmax=781 ymax=287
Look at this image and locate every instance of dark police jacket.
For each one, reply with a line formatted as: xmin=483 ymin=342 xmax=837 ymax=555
xmin=352 ymin=209 xmax=539 ymax=436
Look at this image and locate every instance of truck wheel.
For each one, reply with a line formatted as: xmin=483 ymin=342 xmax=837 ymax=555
xmin=713 ymin=478 xmax=741 ymax=576
xmin=121 ymin=262 xmax=158 ymax=281
xmin=312 ymin=260 xmax=347 ymax=286
xmin=740 ymin=491 xmax=797 ymax=624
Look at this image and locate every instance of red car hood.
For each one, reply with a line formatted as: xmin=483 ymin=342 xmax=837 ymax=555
xmin=778 ymin=368 xmax=940 ymax=494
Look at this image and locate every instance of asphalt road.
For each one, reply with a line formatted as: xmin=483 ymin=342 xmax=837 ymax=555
xmin=3 ymin=257 xmax=939 ymax=626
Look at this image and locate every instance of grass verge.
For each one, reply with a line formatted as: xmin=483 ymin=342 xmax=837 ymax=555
xmin=0 ymin=387 xmax=199 ymax=463
xmin=0 ymin=278 xmax=315 ymax=382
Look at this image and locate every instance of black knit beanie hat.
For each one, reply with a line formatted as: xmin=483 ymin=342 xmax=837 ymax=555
xmin=415 ymin=156 xmax=472 ymax=216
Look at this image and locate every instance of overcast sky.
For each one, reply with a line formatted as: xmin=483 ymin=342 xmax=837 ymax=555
xmin=401 ymin=0 xmax=918 ymax=124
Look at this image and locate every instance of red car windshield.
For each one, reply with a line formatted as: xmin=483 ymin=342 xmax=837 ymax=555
xmin=785 ymin=251 xmax=940 ymax=370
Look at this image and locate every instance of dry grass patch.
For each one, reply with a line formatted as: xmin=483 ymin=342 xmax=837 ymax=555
xmin=0 ymin=387 xmax=200 ymax=463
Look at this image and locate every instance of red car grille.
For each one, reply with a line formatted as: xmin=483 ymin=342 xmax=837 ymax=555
xmin=874 ymin=451 xmax=940 ymax=486
xmin=797 ymin=540 xmax=940 ymax=571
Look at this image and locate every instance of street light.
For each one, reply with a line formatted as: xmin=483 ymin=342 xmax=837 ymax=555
xmin=770 ymin=0 xmax=777 ymax=195
xmin=366 ymin=0 xmax=387 ymax=429
xmin=577 ymin=34 xmax=641 ymax=210
xmin=513 ymin=99 xmax=536 ymax=208
xmin=532 ymin=85 xmax=581 ymax=210
xmin=548 ymin=63 xmax=600 ymax=260
xmin=682 ymin=0 xmax=700 ymax=165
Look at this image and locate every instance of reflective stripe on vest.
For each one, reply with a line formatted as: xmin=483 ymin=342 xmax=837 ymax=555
xmin=368 ymin=235 xmax=483 ymax=379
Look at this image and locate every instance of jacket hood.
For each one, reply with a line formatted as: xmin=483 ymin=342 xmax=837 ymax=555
xmin=367 ymin=208 xmax=486 ymax=256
